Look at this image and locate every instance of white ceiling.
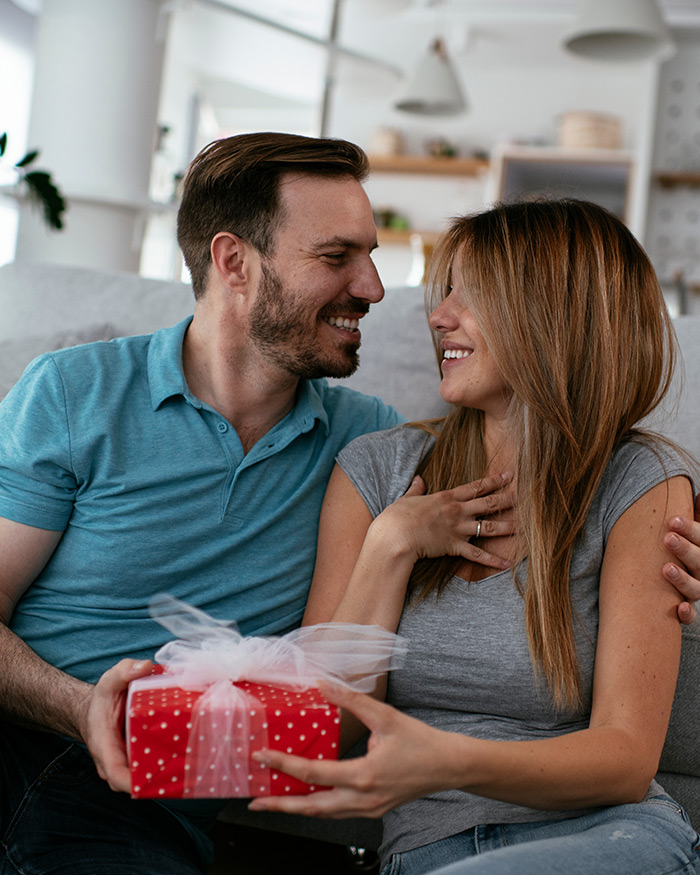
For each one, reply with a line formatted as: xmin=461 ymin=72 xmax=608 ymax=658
xmin=196 ymin=0 xmax=700 ymax=79
xmin=209 ymin=0 xmax=700 ymax=34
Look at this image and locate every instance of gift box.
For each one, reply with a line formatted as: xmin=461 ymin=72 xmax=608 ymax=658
xmin=126 ymin=595 xmax=408 ymax=801
xmin=128 ymin=676 xmax=339 ymax=799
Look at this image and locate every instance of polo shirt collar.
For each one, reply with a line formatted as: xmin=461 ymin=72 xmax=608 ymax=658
xmin=292 ymin=378 xmax=331 ymax=436
xmin=147 ymin=316 xmax=331 ymax=435
xmin=148 ymin=316 xmax=195 ymax=410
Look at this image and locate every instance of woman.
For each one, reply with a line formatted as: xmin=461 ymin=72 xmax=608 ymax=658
xmin=249 ymin=200 xmax=700 ymax=875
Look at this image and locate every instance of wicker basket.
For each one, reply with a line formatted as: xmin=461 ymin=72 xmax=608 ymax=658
xmin=558 ymin=111 xmax=622 ymax=149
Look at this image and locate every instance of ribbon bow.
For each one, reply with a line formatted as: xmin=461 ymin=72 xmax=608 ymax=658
xmin=131 ymin=594 xmax=408 ymax=797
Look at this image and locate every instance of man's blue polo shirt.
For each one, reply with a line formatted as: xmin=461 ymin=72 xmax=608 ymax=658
xmin=0 ymin=317 xmax=402 ymax=684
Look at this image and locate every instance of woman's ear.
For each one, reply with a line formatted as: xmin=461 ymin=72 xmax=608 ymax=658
xmin=210 ymin=232 xmax=256 ymax=291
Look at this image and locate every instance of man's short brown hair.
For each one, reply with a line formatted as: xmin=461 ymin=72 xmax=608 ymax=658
xmin=177 ymin=132 xmax=370 ymax=298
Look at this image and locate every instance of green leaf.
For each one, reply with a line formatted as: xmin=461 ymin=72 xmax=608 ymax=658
xmin=15 ymin=149 xmax=39 ymax=168
xmin=0 ymin=133 xmax=7 ymax=157
xmin=23 ymin=170 xmax=67 ymax=231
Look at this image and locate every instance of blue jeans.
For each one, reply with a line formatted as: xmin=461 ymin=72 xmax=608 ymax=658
xmin=0 ymin=722 xmax=208 ymax=874
xmin=381 ymin=797 xmax=700 ymax=875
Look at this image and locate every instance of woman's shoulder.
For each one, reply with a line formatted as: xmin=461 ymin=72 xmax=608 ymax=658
xmin=336 ymin=424 xmax=438 ymax=516
xmin=608 ymin=434 xmax=694 ymax=483
xmin=598 ymin=435 xmax=696 ymax=536
xmin=338 ymin=422 xmax=436 ymax=466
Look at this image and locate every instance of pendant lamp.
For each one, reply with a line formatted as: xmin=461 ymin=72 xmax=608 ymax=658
xmin=563 ymin=0 xmax=676 ymax=62
xmin=394 ymin=38 xmax=467 ymax=115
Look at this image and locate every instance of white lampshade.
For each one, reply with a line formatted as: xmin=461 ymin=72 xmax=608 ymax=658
xmin=394 ymin=38 xmax=468 ymax=115
xmin=563 ymin=0 xmax=676 ymax=62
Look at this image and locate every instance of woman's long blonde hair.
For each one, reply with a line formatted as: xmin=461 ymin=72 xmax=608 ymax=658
xmin=410 ymin=199 xmax=677 ymax=709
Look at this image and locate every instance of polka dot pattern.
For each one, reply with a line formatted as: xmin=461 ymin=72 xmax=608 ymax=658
xmin=128 ymin=677 xmax=339 ymax=800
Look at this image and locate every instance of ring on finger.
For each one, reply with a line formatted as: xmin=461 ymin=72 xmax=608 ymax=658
xmin=475 ymin=519 xmax=482 ymax=539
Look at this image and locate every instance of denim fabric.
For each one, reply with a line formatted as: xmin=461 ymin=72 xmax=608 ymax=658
xmin=381 ymin=798 xmax=700 ymax=875
xmin=0 ymin=723 xmax=206 ymax=875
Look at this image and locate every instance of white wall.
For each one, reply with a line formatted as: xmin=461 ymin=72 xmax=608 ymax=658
xmin=0 ymin=0 xmax=36 ymax=266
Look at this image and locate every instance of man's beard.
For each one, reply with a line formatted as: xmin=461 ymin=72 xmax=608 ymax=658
xmin=249 ymin=260 xmax=368 ymax=379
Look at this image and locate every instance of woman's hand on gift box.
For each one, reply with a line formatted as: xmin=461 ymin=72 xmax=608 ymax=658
xmin=80 ymin=658 xmax=153 ymax=794
xmin=248 ymin=681 xmax=463 ymax=819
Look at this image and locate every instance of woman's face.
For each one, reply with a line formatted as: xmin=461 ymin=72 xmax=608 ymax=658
xmin=428 ymin=263 xmax=512 ymax=419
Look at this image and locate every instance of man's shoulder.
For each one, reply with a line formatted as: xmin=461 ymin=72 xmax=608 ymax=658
xmin=310 ymin=379 xmax=404 ymax=434
xmin=29 ymin=332 xmax=151 ymax=385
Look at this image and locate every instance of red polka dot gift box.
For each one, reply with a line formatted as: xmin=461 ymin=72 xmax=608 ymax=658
xmin=127 ymin=675 xmax=339 ymax=799
xmin=126 ymin=594 xmax=408 ymax=801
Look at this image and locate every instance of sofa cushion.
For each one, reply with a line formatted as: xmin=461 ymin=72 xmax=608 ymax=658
xmin=0 ymin=324 xmax=119 ymax=399
xmin=0 ymin=261 xmax=193 ymax=343
xmin=645 ymin=316 xmax=700 ymax=462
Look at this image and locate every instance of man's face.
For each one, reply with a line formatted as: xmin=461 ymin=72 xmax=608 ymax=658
xmin=248 ymin=173 xmax=384 ymax=380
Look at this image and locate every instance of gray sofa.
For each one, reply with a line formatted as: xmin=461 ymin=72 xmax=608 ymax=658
xmin=0 ymin=261 xmax=698 ymax=849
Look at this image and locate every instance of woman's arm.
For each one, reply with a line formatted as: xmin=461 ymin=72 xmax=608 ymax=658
xmin=302 ymin=465 xmax=375 ymax=626
xmin=251 ymin=476 xmax=692 ymax=818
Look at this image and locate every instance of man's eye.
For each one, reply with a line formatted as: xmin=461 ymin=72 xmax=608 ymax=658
xmin=322 ymin=253 xmax=346 ymax=263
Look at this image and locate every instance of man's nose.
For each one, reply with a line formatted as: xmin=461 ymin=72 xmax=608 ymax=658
xmin=350 ymin=258 xmax=385 ymax=304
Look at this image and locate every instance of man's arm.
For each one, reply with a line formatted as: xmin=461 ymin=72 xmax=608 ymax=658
xmin=664 ymin=492 xmax=700 ymax=623
xmin=0 ymin=517 xmax=91 ymax=737
xmin=0 ymin=517 xmax=151 ymax=792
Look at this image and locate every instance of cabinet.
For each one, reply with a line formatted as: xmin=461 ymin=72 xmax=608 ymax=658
xmin=490 ymin=145 xmax=635 ymax=228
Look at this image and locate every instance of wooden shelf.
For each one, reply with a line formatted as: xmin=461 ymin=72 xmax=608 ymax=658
xmin=376 ymin=228 xmax=441 ymax=246
xmin=655 ymin=171 xmax=700 ymax=188
xmin=369 ymin=154 xmax=489 ymax=177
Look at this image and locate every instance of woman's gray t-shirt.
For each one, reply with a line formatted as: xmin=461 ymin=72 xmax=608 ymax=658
xmin=336 ymin=424 xmax=693 ymax=860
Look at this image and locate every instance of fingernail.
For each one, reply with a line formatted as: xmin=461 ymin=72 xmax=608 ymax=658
xmin=500 ymin=471 xmax=512 ymax=480
xmin=670 ymin=517 xmax=684 ymax=531
xmin=665 ymin=564 xmax=679 ymax=580
xmin=131 ymin=661 xmax=147 ymax=672
xmin=667 ymin=534 xmax=681 ymax=550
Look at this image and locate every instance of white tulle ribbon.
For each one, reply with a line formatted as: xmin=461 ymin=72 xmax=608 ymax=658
xmin=133 ymin=594 xmax=409 ymax=797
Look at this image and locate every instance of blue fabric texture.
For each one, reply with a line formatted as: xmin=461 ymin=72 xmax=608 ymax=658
xmin=380 ymin=801 xmax=700 ymax=875
xmin=0 ymin=317 xmax=402 ymax=684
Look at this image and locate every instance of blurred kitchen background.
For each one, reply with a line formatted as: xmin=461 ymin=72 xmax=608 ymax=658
xmin=1 ymin=0 xmax=700 ymax=313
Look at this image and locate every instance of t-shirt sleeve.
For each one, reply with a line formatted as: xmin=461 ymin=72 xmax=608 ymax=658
xmin=0 ymin=355 xmax=77 ymax=530
xmin=337 ymin=425 xmax=435 ymax=518
xmin=600 ymin=439 xmax=696 ymax=542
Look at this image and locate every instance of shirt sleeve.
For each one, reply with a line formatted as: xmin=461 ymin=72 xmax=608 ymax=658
xmin=0 ymin=355 xmax=77 ymax=530
xmin=600 ymin=439 xmax=696 ymax=542
xmin=337 ymin=425 xmax=435 ymax=518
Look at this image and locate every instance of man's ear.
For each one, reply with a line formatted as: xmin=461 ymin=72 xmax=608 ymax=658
xmin=210 ymin=232 xmax=257 ymax=290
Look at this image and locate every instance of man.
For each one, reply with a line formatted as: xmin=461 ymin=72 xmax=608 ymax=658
xmin=0 ymin=133 xmax=403 ymax=874
xmin=664 ymin=496 xmax=700 ymax=623
xmin=0 ymin=132 xmax=697 ymax=874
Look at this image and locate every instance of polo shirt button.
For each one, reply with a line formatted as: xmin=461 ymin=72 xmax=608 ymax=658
xmin=217 ymin=422 xmax=228 ymax=433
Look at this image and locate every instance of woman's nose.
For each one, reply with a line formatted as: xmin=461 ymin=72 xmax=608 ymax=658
xmin=429 ymin=295 xmax=459 ymax=333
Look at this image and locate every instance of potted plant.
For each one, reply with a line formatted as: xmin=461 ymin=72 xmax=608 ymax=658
xmin=0 ymin=131 xmax=66 ymax=230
